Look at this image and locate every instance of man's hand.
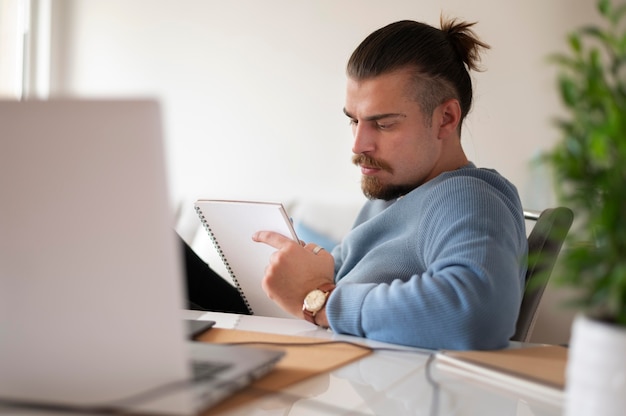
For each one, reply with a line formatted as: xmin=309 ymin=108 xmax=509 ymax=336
xmin=252 ymin=231 xmax=335 ymax=322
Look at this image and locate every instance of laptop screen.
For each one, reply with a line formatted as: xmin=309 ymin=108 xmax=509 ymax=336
xmin=0 ymin=99 xmax=192 ymax=409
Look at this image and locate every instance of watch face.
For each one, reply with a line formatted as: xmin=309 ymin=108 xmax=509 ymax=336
xmin=304 ymin=289 xmax=326 ymax=312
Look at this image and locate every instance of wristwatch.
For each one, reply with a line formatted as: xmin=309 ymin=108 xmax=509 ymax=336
xmin=302 ymin=283 xmax=336 ymax=326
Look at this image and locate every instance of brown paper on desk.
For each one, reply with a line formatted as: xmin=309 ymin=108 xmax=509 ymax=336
xmin=196 ymin=328 xmax=372 ymax=414
xmin=436 ymin=345 xmax=568 ymax=398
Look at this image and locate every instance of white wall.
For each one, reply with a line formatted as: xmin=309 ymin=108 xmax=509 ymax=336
xmin=47 ymin=0 xmax=597 ymax=344
xmin=49 ymin=0 xmax=597 ymax=207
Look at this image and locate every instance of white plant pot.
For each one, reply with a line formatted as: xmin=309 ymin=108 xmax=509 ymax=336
xmin=564 ymin=313 xmax=626 ymax=416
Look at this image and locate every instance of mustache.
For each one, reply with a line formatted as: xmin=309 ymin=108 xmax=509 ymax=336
xmin=352 ymin=154 xmax=393 ymax=173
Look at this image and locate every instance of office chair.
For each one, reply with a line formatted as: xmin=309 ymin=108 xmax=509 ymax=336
xmin=511 ymin=207 xmax=574 ymax=342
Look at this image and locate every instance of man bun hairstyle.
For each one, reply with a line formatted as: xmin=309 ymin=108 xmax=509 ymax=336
xmin=347 ymin=16 xmax=490 ymax=131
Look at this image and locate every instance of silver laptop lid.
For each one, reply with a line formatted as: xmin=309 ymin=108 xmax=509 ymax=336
xmin=0 ymin=99 xmax=195 ymax=413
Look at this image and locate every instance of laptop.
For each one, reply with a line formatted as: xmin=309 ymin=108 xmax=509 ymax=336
xmin=0 ymin=99 xmax=284 ymax=415
xmin=186 ymin=319 xmax=216 ymax=340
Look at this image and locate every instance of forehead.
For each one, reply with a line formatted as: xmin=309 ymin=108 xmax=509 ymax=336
xmin=345 ymin=68 xmax=419 ymax=116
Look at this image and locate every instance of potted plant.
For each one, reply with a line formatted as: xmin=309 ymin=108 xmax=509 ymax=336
xmin=545 ymin=0 xmax=626 ymax=414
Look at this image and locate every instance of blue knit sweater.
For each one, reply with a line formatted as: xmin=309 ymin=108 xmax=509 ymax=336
xmin=327 ymin=163 xmax=527 ymax=350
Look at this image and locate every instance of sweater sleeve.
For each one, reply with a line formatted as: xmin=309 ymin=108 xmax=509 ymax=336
xmin=326 ymin=175 xmax=527 ymax=350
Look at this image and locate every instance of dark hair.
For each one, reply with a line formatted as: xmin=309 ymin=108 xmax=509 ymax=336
xmin=347 ymin=17 xmax=490 ymax=129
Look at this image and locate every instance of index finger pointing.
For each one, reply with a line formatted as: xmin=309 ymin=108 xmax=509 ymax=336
xmin=252 ymin=230 xmax=294 ymax=250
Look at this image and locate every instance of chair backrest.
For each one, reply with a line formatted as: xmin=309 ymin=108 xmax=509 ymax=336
xmin=511 ymin=207 xmax=574 ymax=342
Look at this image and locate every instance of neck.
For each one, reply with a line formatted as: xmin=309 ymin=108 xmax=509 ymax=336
xmin=427 ymin=137 xmax=469 ymax=181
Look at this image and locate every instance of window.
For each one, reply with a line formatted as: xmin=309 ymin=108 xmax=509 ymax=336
xmin=0 ymin=0 xmax=50 ymax=99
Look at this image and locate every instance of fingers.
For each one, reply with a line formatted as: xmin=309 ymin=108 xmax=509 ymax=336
xmin=252 ymin=230 xmax=295 ymax=249
xmin=253 ymin=230 xmax=327 ymax=256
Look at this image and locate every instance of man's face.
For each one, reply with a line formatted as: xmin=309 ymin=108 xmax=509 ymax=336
xmin=344 ymin=68 xmax=443 ymax=200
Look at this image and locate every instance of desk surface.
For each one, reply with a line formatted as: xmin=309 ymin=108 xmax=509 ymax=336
xmin=0 ymin=311 xmax=562 ymax=416
xmin=186 ymin=310 xmax=563 ymax=416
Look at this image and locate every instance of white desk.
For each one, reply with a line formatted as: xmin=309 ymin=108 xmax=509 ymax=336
xmin=186 ymin=311 xmax=563 ymax=416
xmin=0 ymin=311 xmax=562 ymax=416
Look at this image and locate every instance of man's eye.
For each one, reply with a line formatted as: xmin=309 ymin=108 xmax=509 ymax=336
xmin=348 ymin=119 xmax=358 ymax=126
xmin=376 ymin=122 xmax=390 ymax=130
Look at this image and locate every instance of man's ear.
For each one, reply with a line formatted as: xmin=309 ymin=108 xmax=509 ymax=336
xmin=436 ymin=99 xmax=462 ymax=139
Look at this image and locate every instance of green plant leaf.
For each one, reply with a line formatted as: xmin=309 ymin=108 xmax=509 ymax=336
xmin=568 ymin=33 xmax=582 ymax=54
xmin=545 ymin=0 xmax=626 ymax=326
xmin=599 ymin=0 xmax=611 ymax=17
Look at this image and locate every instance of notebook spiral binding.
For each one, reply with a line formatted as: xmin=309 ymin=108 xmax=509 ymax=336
xmin=194 ymin=205 xmax=253 ymax=315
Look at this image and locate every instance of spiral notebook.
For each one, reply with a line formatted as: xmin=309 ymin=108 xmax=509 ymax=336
xmin=194 ymin=200 xmax=299 ymax=318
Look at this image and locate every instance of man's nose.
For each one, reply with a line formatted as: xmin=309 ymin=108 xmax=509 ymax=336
xmin=352 ymin=124 xmax=375 ymax=154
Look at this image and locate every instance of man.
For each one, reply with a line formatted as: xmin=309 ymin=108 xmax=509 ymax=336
xmin=252 ymin=18 xmax=527 ymax=350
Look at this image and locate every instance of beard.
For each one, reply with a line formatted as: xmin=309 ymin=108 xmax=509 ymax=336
xmin=352 ymin=154 xmax=420 ymax=201
xmin=360 ymin=176 xmax=419 ymax=201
